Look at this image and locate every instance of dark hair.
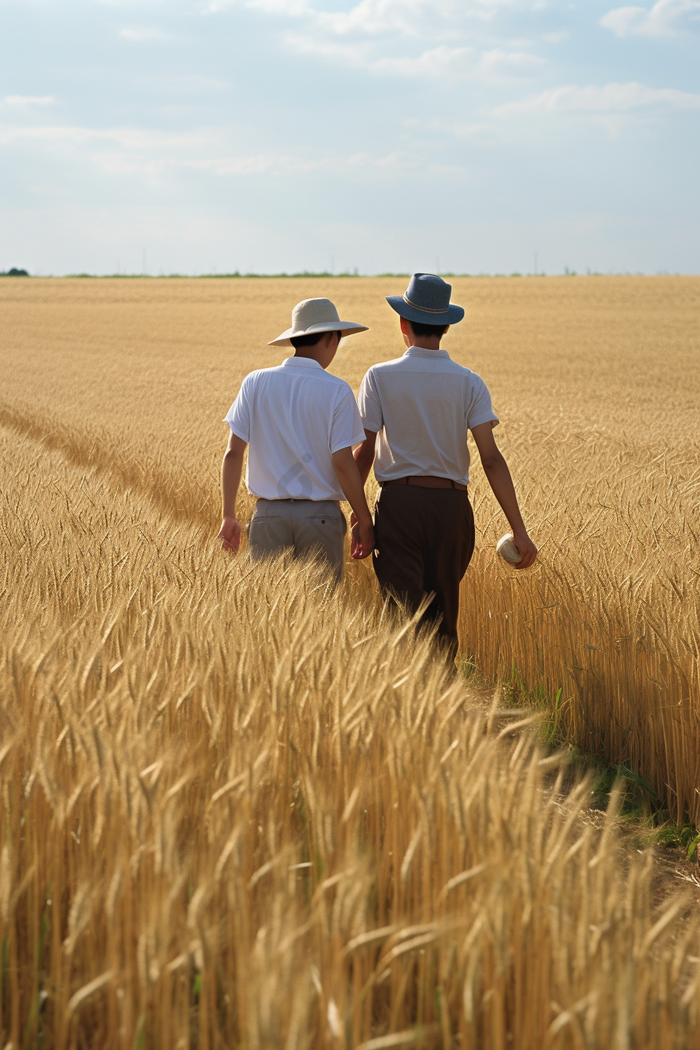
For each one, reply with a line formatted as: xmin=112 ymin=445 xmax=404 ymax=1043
xmin=408 ymin=320 xmax=449 ymax=339
xmin=290 ymin=330 xmax=339 ymax=350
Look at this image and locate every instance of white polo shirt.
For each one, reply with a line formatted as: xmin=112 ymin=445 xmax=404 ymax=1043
xmin=358 ymin=346 xmax=498 ymax=486
xmin=225 ymin=357 xmax=366 ymax=500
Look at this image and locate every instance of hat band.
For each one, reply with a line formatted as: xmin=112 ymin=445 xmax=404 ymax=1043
xmin=403 ymin=293 xmax=449 ymax=314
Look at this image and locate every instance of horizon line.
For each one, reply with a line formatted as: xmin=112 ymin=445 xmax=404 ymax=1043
xmin=1 ymin=270 xmax=692 ymax=280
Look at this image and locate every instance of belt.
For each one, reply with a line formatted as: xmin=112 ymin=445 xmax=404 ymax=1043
xmin=381 ymin=475 xmax=467 ymax=491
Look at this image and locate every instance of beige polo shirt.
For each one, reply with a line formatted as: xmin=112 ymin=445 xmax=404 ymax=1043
xmin=357 ymin=346 xmax=498 ymax=486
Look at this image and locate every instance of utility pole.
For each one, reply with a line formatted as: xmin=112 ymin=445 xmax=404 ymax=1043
xmin=143 ymin=249 xmax=147 ymax=276
xmin=534 ymin=250 xmax=538 ymax=276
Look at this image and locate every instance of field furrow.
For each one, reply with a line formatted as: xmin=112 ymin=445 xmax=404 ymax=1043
xmin=0 ymin=399 xmax=221 ymax=528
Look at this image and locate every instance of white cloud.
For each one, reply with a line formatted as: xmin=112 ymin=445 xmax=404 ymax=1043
xmin=311 ymin=0 xmax=468 ymax=38
xmin=0 ymin=121 xmax=455 ymax=181
xmin=203 ymin=0 xmax=546 ymax=81
xmin=371 ymin=46 xmax=475 ymax=77
xmin=496 ymin=81 xmax=700 ymax=115
xmin=200 ymin=0 xmax=308 ymax=11
xmin=140 ymin=74 xmax=230 ymax=95
xmin=245 ymin=0 xmax=311 ymax=14
xmin=479 ymin=48 xmax=544 ymax=76
xmin=187 ymin=149 xmax=451 ymax=178
xmin=601 ymin=0 xmax=700 ymax=37
xmin=543 ymin=29 xmax=570 ymax=42
xmin=286 ymin=39 xmax=476 ymax=77
xmin=286 ymin=37 xmax=544 ymax=79
xmin=118 ymin=26 xmax=166 ymax=41
xmin=4 ymin=95 xmax=56 ymax=108
xmin=0 ymin=124 xmax=218 ymax=151
xmin=199 ymin=0 xmax=235 ymax=11
xmin=403 ymin=116 xmax=496 ymax=139
xmin=240 ymin=0 xmax=525 ymax=36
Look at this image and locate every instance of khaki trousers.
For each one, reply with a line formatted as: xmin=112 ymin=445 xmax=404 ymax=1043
xmin=372 ymin=485 xmax=475 ymax=652
xmin=248 ymin=498 xmax=347 ymax=580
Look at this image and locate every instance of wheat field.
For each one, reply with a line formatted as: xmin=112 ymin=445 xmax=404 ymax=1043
xmin=1 ymin=275 xmax=700 ymax=1048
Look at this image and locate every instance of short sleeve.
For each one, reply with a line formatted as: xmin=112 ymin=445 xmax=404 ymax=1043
xmin=467 ymin=376 xmax=499 ymax=431
xmin=329 ymin=384 xmax=366 ymax=454
xmin=358 ymin=368 xmax=383 ymax=433
xmin=224 ymin=376 xmax=252 ymax=442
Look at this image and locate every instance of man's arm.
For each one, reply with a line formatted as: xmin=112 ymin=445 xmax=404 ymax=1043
xmin=470 ymin=422 xmax=537 ymax=569
xmin=332 ymin=446 xmax=374 ymax=560
xmin=218 ymin=431 xmax=247 ymax=552
xmin=353 ymin=429 xmax=377 ymax=485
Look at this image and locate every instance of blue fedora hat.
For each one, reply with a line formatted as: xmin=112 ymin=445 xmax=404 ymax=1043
xmin=386 ymin=273 xmax=464 ymax=326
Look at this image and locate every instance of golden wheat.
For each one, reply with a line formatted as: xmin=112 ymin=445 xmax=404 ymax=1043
xmin=1 ymin=426 xmax=699 ymax=1048
xmin=1 ymin=276 xmax=700 ymax=1047
xmin=2 ymin=275 xmax=699 ymax=817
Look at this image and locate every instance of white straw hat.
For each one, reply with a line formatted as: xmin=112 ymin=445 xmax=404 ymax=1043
xmin=269 ymin=297 xmax=368 ymax=347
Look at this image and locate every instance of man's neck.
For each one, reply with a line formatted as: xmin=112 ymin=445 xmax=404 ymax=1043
xmin=293 ymin=349 xmax=327 ymax=369
xmin=408 ymin=341 xmax=443 ymax=352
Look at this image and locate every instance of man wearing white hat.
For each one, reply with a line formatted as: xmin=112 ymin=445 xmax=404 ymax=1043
xmin=353 ymin=273 xmax=537 ymax=653
xmin=218 ymin=297 xmax=375 ymax=578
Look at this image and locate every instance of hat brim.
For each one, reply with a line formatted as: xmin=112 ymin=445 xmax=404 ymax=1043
xmin=386 ymin=295 xmax=464 ymax=326
xmin=268 ymin=320 xmax=368 ymax=348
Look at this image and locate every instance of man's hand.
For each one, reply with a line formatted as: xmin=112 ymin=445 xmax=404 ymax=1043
xmin=221 ymin=433 xmax=246 ymax=551
xmin=471 ymin=423 xmax=537 ymax=570
xmin=332 ymin=446 xmax=374 ymax=558
xmin=512 ymin=529 xmax=537 ymax=569
xmin=350 ymin=514 xmax=374 ymax=560
xmin=218 ymin=516 xmax=242 ymax=553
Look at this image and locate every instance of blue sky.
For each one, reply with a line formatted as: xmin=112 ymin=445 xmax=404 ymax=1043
xmin=1 ymin=0 xmax=699 ymax=275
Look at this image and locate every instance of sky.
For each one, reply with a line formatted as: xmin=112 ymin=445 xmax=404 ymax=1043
xmin=1 ymin=0 xmax=699 ymax=275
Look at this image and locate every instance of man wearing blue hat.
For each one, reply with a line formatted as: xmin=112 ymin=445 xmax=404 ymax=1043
xmin=353 ymin=273 xmax=537 ymax=654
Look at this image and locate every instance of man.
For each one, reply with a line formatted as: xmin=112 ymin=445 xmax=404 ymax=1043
xmin=218 ymin=297 xmax=374 ymax=577
xmin=354 ymin=273 xmax=537 ymax=653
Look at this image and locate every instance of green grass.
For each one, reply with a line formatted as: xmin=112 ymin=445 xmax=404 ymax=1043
xmin=463 ymin=658 xmax=700 ymax=855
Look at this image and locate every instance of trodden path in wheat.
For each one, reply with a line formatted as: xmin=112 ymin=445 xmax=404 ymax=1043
xmin=1 ymin=275 xmax=699 ymax=1048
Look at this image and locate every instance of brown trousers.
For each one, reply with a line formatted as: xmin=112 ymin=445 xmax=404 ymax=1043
xmin=372 ymin=486 xmax=475 ymax=651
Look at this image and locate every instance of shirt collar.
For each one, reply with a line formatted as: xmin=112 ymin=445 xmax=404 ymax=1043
xmin=282 ymin=356 xmax=324 ymax=370
xmin=403 ymin=346 xmax=451 ymax=360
